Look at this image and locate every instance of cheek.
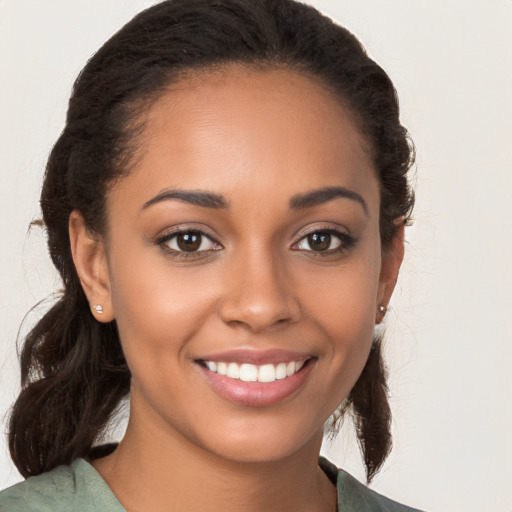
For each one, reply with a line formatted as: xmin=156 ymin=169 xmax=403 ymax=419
xmin=295 ymin=248 xmax=381 ymax=390
xmin=107 ymin=251 xmax=219 ymax=369
xmin=108 ymin=263 xmax=219 ymax=424
xmin=298 ymin=252 xmax=381 ymax=336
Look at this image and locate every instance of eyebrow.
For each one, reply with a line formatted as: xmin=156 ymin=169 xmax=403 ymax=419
xmin=142 ymin=185 xmax=367 ymax=215
xmin=289 ymin=186 xmax=368 ymax=215
xmin=142 ymin=189 xmax=229 ymax=210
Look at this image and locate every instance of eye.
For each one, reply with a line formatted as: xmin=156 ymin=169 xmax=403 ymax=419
xmin=158 ymin=230 xmax=221 ymax=254
xmin=293 ymin=228 xmax=355 ymax=255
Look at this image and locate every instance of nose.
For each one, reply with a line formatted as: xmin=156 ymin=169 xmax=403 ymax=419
xmin=218 ymin=249 xmax=301 ymax=333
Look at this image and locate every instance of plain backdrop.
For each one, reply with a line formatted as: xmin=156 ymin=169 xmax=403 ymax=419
xmin=1 ymin=1 xmax=511 ymax=511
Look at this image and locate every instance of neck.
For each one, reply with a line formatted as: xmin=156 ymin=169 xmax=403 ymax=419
xmin=92 ymin=397 xmax=336 ymax=512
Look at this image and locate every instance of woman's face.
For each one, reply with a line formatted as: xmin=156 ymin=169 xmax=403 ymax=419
xmin=86 ymin=66 xmax=401 ymax=462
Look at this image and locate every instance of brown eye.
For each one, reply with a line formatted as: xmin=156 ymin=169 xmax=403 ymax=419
xmin=294 ymin=229 xmax=347 ymax=253
xmin=161 ymin=230 xmax=219 ymax=253
xmin=176 ymin=232 xmax=202 ymax=252
xmin=307 ymin=232 xmax=332 ymax=251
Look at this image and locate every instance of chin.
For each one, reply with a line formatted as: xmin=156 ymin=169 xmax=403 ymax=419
xmin=188 ymin=411 xmax=327 ymax=465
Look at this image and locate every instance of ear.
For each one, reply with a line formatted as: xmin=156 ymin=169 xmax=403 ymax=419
xmin=376 ymin=219 xmax=405 ymax=324
xmin=69 ymin=210 xmax=114 ymax=322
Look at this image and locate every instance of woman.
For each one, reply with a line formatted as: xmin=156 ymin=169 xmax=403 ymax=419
xmin=0 ymin=0 xmax=420 ymax=510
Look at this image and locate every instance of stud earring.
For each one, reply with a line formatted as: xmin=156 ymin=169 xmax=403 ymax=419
xmin=92 ymin=304 xmax=103 ymax=315
xmin=378 ymin=305 xmax=387 ymax=314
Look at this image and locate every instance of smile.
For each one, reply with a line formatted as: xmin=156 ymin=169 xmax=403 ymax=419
xmin=201 ymin=360 xmax=306 ymax=383
xmin=196 ymin=352 xmax=314 ymax=407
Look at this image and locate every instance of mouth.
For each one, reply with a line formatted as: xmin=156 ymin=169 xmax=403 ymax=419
xmin=195 ymin=352 xmax=315 ymax=407
xmin=198 ymin=359 xmax=306 ymax=383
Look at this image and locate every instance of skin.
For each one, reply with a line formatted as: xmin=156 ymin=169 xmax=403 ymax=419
xmin=69 ymin=66 xmax=404 ymax=512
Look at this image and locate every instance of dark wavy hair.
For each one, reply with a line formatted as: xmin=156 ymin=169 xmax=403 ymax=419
xmin=9 ymin=0 xmax=414 ymax=483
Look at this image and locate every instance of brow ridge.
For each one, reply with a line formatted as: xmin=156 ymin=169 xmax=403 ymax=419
xmin=142 ymin=189 xmax=229 ymax=210
xmin=289 ymin=186 xmax=368 ymax=215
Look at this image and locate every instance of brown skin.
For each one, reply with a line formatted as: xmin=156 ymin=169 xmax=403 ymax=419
xmin=69 ymin=66 xmax=404 ymax=512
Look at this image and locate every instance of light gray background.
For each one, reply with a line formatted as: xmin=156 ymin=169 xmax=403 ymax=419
xmin=1 ymin=1 xmax=511 ymax=511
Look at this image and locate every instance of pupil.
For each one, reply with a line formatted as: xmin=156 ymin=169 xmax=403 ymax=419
xmin=177 ymin=232 xmax=201 ymax=252
xmin=308 ymin=232 xmax=331 ymax=251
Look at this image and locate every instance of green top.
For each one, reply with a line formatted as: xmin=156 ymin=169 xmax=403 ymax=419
xmin=0 ymin=458 xmax=424 ymax=511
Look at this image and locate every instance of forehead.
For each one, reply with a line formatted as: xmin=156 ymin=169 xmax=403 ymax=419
xmin=110 ymin=65 xmax=379 ymax=216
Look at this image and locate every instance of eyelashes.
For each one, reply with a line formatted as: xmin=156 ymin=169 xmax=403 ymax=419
xmin=155 ymin=228 xmax=222 ymax=260
xmin=159 ymin=230 xmax=221 ymax=253
xmin=291 ymin=228 xmax=356 ymax=254
xmin=155 ymin=225 xmax=357 ymax=261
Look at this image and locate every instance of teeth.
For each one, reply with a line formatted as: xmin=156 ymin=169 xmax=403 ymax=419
xmin=217 ymin=362 xmax=227 ymax=376
xmin=202 ymin=359 xmax=307 ymax=383
xmin=258 ymin=363 xmax=276 ymax=383
xmin=275 ymin=362 xmax=287 ymax=380
xmin=206 ymin=361 xmax=217 ymax=372
xmin=239 ymin=363 xmax=258 ymax=382
xmin=226 ymin=362 xmax=240 ymax=379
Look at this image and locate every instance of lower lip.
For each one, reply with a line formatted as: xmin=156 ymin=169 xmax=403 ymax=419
xmin=197 ymin=360 xmax=314 ymax=407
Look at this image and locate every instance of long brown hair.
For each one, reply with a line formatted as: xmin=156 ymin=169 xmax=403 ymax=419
xmin=9 ymin=0 xmax=414 ymax=482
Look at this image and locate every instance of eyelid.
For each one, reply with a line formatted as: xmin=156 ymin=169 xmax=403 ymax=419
xmin=155 ymin=225 xmax=223 ymax=254
xmin=291 ymin=223 xmax=350 ymax=245
xmin=290 ymin=223 xmax=356 ymax=255
xmin=153 ymin=222 xmax=354 ymax=259
xmin=154 ymin=224 xmax=219 ymax=242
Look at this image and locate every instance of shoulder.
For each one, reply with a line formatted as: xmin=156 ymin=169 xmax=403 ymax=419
xmin=0 ymin=459 xmax=124 ymax=512
xmin=0 ymin=463 xmax=76 ymax=512
xmin=319 ymin=458 xmax=424 ymax=512
xmin=337 ymin=469 xmax=426 ymax=512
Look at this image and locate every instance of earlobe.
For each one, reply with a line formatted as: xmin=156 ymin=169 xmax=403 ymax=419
xmin=69 ymin=210 xmax=114 ymax=322
xmin=376 ymin=219 xmax=405 ymax=324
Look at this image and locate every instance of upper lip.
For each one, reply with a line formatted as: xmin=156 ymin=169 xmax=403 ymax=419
xmin=195 ymin=348 xmax=312 ymax=365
